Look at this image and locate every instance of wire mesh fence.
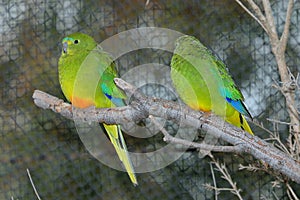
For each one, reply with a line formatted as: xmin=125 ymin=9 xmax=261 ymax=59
xmin=0 ymin=0 xmax=300 ymax=199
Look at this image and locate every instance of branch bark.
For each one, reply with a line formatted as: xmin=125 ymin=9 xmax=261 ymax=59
xmin=32 ymin=78 xmax=300 ymax=184
xmin=235 ymin=0 xmax=300 ymax=135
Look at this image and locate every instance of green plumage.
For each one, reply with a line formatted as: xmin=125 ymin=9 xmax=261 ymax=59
xmin=58 ymin=33 xmax=137 ymax=185
xmin=171 ymin=35 xmax=253 ymax=134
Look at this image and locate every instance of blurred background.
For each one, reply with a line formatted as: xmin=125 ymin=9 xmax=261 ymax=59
xmin=1 ymin=0 xmax=300 ymax=199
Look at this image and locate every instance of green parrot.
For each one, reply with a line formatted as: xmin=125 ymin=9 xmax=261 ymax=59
xmin=171 ymin=35 xmax=253 ymax=134
xmin=58 ymin=32 xmax=137 ymax=185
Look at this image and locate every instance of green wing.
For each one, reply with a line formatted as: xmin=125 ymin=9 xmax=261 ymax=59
xmin=213 ymin=58 xmax=244 ymax=101
xmin=208 ymin=41 xmax=252 ymax=118
xmin=173 ymin=35 xmax=251 ymax=118
xmin=92 ymin=46 xmax=127 ymax=106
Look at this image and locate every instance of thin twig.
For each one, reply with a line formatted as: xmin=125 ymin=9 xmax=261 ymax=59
xmin=211 ymin=159 xmax=243 ymax=200
xmin=239 ymin=163 xmax=263 ymax=172
xmin=296 ymin=73 xmax=300 ymax=90
xmin=272 ymin=80 xmax=300 ymax=124
xmin=286 ymin=182 xmax=299 ymax=200
xmin=236 ymin=0 xmax=299 ymax=134
xmin=246 ymin=0 xmax=270 ymax=34
xmin=210 ymin=161 xmax=218 ymax=200
xmin=145 ymin=0 xmax=150 ymax=6
xmin=272 ymin=76 xmax=300 ymax=122
xmin=235 ymin=0 xmax=268 ymax=33
xmin=266 ymin=118 xmax=292 ymax=125
xmin=271 ymin=191 xmax=280 ymax=200
xmin=27 ymin=168 xmax=42 ymax=200
xmin=149 ymin=115 xmax=240 ymax=153
xmin=280 ymin=0 xmax=294 ymax=52
xmin=262 ymin=0 xmax=279 ymax=41
xmin=251 ymin=119 xmax=277 ymax=136
xmin=261 ymin=119 xmax=292 ymax=155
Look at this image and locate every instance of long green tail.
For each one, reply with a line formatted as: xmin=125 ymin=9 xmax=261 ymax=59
xmin=103 ymin=124 xmax=138 ymax=185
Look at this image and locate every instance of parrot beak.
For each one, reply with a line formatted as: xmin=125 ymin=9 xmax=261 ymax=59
xmin=63 ymin=42 xmax=68 ymax=54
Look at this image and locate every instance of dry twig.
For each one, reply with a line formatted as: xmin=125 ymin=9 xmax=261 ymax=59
xmin=27 ymin=168 xmax=42 ymax=200
xmin=235 ymin=0 xmax=299 ymax=134
xmin=234 ymin=1 xmax=300 ymax=197
xmin=205 ymin=157 xmax=243 ymax=200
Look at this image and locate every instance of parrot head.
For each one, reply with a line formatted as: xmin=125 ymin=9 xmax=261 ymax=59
xmin=61 ymin=32 xmax=97 ymax=56
xmin=175 ymin=35 xmax=206 ymax=52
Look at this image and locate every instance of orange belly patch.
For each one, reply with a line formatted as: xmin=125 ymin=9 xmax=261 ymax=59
xmin=188 ymin=102 xmax=211 ymax=112
xmin=70 ymin=95 xmax=95 ymax=108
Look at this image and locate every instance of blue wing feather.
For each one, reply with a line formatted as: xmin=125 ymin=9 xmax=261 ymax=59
xmin=110 ymin=96 xmax=126 ymax=107
xmin=225 ymin=97 xmax=252 ymax=119
xmin=101 ymin=83 xmax=126 ymax=107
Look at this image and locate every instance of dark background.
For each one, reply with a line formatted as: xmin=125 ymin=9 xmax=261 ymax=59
xmin=1 ymin=0 xmax=299 ymax=199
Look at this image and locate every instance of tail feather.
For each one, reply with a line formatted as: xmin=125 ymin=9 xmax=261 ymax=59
xmin=239 ymin=114 xmax=253 ymax=135
xmin=226 ymin=111 xmax=253 ymax=135
xmin=225 ymin=98 xmax=252 ymax=120
xmin=103 ymin=124 xmax=138 ymax=185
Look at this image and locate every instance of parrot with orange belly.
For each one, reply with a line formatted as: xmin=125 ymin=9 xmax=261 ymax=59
xmin=171 ymin=35 xmax=253 ymax=134
xmin=58 ymin=32 xmax=137 ymax=185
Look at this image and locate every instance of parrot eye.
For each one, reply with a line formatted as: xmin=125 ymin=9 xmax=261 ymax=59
xmin=74 ymin=40 xmax=79 ymax=44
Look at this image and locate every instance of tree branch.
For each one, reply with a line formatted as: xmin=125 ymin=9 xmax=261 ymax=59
xmin=262 ymin=0 xmax=279 ymax=42
xmin=32 ymin=78 xmax=300 ymax=184
xmin=280 ymin=0 xmax=294 ymax=52
xmin=235 ymin=0 xmax=268 ymax=33
xmin=149 ymin=115 xmax=240 ymax=153
xmin=235 ymin=0 xmax=300 ymax=138
xmin=246 ymin=0 xmax=265 ymax=22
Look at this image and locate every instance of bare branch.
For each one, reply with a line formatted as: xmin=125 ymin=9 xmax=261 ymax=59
xmin=286 ymin=182 xmax=299 ymax=200
xmin=149 ymin=115 xmax=241 ymax=153
xmin=235 ymin=1 xmax=299 ymax=196
xmin=27 ymin=168 xmax=42 ymax=200
xmin=210 ymin=158 xmax=243 ymax=200
xmin=236 ymin=0 xmax=300 ymax=146
xmin=262 ymin=0 xmax=279 ymax=41
xmin=239 ymin=163 xmax=262 ymax=172
xmin=235 ymin=0 xmax=268 ymax=33
xmin=145 ymin=0 xmax=150 ymax=7
xmin=32 ymin=78 xmax=300 ymax=184
xmin=210 ymin=162 xmax=219 ymax=200
xmin=271 ymin=191 xmax=280 ymax=200
xmin=280 ymin=0 xmax=294 ymax=52
xmin=266 ymin=118 xmax=292 ymax=125
xmin=246 ymin=0 xmax=270 ymax=34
